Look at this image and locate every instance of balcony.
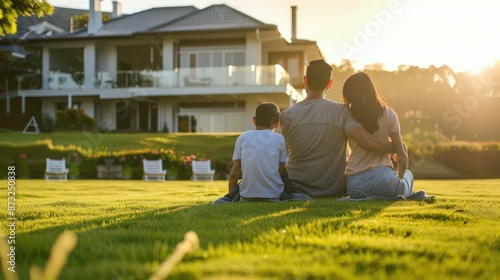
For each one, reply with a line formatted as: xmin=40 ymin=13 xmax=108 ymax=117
xmin=36 ymin=65 xmax=291 ymax=90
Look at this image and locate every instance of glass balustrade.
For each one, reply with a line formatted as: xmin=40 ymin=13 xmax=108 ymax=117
xmin=31 ymin=65 xmax=290 ymax=90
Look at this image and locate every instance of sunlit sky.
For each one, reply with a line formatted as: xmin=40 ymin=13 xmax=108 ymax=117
xmin=47 ymin=0 xmax=500 ymax=73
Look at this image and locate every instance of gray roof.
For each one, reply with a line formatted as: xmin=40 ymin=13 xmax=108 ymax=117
xmin=16 ymin=7 xmax=98 ymax=33
xmin=2 ymin=7 xmax=105 ymax=41
xmin=69 ymin=6 xmax=199 ymax=37
xmin=18 ymin=4 xmax=277 ymax=41
xmin=147 ymin=4 xmax=276 ymax=33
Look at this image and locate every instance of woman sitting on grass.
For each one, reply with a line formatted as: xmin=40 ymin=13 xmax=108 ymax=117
xmin=342 ymin=72 xmax=429 ymax=200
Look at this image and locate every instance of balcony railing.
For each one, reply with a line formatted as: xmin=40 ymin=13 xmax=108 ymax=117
xmin=34 ymin=65 xmax=290 ymax=90
xmin=47 ymin=71 xmax=84 ymax=90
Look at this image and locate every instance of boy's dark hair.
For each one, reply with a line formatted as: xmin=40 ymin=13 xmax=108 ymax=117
xmin=306 ymin=59 xmax=333 ymax=90
xmin=255 ymin=102 xmax=280 ymax=128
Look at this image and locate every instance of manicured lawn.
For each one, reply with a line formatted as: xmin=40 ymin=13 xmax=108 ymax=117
xmin=1 ymin=179 xmax=499 ymax=279
xmin=0 ymin=131 xmax=238 ymax=155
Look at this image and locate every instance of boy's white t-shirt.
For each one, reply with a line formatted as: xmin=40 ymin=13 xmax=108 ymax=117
xmin=233 ymin=129 xmax=288 ymax=199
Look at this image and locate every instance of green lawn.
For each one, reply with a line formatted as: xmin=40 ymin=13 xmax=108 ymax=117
xmin=0 ymin=131 xmax=238 ymax=155
xmin=1 ymin=179 xmax=499 ymax=279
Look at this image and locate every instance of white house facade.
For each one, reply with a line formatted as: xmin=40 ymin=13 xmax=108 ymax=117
xmin=10 ymin=1 xmax=323 ymax=133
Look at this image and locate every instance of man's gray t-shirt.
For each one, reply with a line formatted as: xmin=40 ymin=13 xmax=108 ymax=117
xmin=280 ymin=98 xmax=360 ymax=197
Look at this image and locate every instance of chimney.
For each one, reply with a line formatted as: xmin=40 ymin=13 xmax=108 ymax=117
xmin=112 ymin=0 xmax=122 ymax=19
xmin=291 ymin=6 xmax=297 ymax=40
xmin=88 ymin=0 xmax=103 ymax=34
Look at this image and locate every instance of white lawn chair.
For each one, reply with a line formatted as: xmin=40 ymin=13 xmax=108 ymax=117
xmin=143 ymin=159 xmax=167 ymax=181
xmin=191 ymin=160 xmax=215 ymax=181
xmin=45 ymin=158 xmax=69 ymax=181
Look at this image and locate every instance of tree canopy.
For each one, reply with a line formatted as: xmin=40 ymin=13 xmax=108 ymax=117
xmin=0 ymin=0 xmax=54 ymax=36
xmin=72 ymin=12 xmax=110 ymax=30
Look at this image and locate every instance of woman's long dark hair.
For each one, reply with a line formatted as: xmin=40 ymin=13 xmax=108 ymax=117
xmin=342 ymin=72 xmax=387 ymax=134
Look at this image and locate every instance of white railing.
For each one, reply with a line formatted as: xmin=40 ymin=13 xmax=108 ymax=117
xmin=47 ymin=71 xmax=84 ymax=90
xmin=40 ymin=65 xmax=289 ymax=90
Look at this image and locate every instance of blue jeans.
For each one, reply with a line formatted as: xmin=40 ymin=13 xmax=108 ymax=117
xmin=347 ymin=166 xmax=414 ymax=199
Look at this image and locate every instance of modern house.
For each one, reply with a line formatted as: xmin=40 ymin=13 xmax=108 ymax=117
xmin=4 ymin=1 xmax=323 ymax=133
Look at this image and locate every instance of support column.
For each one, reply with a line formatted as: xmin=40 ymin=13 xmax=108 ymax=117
xmin=84 ymin=43 xmax=97 ymax=89
xmin=22 ymin=95 xmax=26 ymax=114
xmin=42 ymin=48 xmax=50 ymax=89
xmin=148 ymin=103 xmax=151 ymax=131
xmin=162 ymin=38 xmax=175 ymax=86
xmin=162 ymin=38 xmax=175 ymax=70
xmin=246 ymin=31 xmax=261 ymax=85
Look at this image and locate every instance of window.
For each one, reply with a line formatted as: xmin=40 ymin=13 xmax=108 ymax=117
xmin=177 ymin=49 xmax=245 ymax=69
xmin=178 ymin=115 xmax=197 ymax=133
xmin=49 ymin=48 xmax=83 ymax=74
xmin=269 ymin=52 xmax=304 ymax=89
xmin=117 ymin=45 xmax=162 ymax=71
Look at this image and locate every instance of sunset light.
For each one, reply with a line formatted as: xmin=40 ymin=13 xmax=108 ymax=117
xmin=45 ymin=0 xmax=500 ymax=73
xmin=1 ymin=1 xmax=499 ymax=279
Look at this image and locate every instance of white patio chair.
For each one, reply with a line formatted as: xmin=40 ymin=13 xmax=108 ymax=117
xmin=191 ymin=160 xmax=215 ymax=181
xmin=45 ymin=158 xmax=69 ymax=181
xmin=143 ymin=159 xmax=167 ymax=181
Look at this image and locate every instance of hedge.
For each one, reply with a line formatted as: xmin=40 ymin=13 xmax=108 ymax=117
xmin=432 ymin=141 xmax=500 ymax=178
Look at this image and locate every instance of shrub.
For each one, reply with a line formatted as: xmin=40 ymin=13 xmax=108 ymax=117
xmin=55 ymin=109 xmax=95 ymax=131
xmin=432 ymin=141 xmax=500 ymax=178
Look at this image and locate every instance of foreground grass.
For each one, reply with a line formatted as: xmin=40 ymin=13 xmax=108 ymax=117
xmin=1 ymin=179 xmax=499 ymax=279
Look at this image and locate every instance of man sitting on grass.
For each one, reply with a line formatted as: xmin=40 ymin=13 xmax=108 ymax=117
xmin=214 ymin=102 xmax=311 ymax=203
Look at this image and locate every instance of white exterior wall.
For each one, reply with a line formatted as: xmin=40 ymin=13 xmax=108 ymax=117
xmin=42 ymin=48 xmax=50 ymax=89
xmin=83 ymin=42 xmax=97 ymax=88
xmin=97 ymin=100 xmax=116 ymax=131
xmin=97 ymin=45 xmax=117 ymax=75
xmin=162 ymin=38 xmax=175 ymax=71
xmin=29 ymin=28 xmax=317 ymax=133
xmin=79 ymin=97 xmax=95 ymax=117
xmin=158 ymin=98 xmax=175 ymax=132
xmin=246 ymin=31 xmax=261 ymax=66
xmin=41 ymin=98 xmax=56 ymax=122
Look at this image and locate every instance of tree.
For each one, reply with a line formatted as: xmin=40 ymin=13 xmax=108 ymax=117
xmin=72 ymin=12 xmax=110 ymax=30
xmin=0 ymin=0 xmax=54 ymax=36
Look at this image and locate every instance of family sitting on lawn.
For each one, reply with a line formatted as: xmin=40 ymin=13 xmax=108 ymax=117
xmin=215 ymin=59 xmax=432 ymax=203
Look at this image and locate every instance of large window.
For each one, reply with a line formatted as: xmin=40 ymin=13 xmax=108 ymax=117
xmin=178 ymin=47 xmax=245 ymax=86
xmin=116 ymin=45 xmax=162 ymax=87
xmin=49 ymin=48 xmax=84 ymax=88
xmin=49 ymin=48 xmax=83 ymax=73
xmin=177 ymin=113 xmax=245 ymax=133
xmin=177 ymin=101 xmax=246 ymax=132
xmin=178 ymin=50 xmax=245 ymax=68
xmin=117 ymin=45 xmax=162 ymax=71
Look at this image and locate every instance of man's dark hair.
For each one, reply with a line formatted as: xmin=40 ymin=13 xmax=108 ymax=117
xmin=306 ymin=59 xmax=333 ymax=90
xmin=255 ymin=102 xmax=280 ymax=127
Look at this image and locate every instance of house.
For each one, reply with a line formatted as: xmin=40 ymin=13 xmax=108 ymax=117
xmin=3 ymin=0 xmax=323 ymax=133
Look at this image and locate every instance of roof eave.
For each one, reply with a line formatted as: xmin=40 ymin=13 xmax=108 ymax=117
xmin=138 ymin=25 xmax=277 ymax=36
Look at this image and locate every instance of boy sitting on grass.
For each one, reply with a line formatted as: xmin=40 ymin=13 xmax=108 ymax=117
xmin=214 ymin=102 xmax=311 ymax=203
